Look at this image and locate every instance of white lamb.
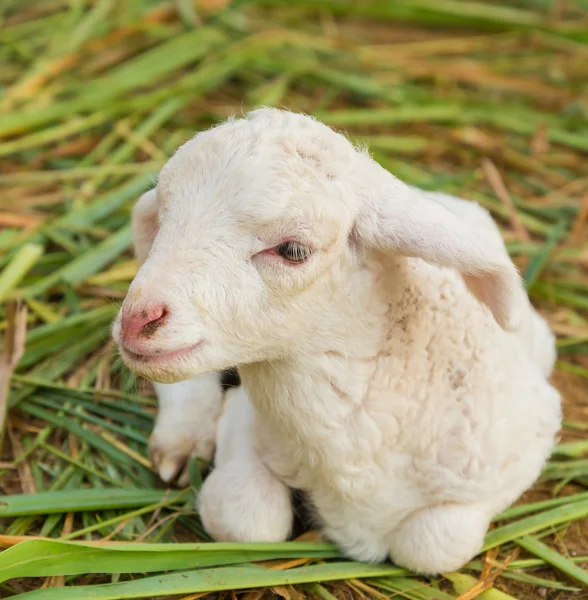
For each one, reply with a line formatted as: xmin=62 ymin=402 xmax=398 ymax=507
xmin=112 ymin=108 xmax=561 ymax=575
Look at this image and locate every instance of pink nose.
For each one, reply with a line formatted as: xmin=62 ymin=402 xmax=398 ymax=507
xmin=121 ymin=305 xmax=169 ymax=341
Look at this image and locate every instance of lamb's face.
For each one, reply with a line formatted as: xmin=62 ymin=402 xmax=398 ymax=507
xmin=113 ymin=113 xmax=363 ymax=383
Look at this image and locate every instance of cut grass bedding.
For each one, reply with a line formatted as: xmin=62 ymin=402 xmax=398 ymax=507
xmin=0 ymin=0 xmax=587 ymax=598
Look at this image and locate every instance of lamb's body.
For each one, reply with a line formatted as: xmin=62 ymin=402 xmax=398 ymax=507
xmin=205 ymin=253 xmax=560 ymax=570
xmin=114 ymin=108 xmax=561 ymax=574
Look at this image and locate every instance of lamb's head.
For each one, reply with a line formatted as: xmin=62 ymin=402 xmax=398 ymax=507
xmin=113 ymin=108 xmax=522 ymax=383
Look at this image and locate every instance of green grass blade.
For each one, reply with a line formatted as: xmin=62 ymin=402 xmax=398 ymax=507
xmin=0 ymin=243 xmax=43 ymax=301
xmin=0 ymin=489 xmax=185 ymax=517
xmin=21 ymin=224 xmax=131 ymax=297
xmin=515 ymin=536 xmax=588 ymax=587
xmin=523 ymin=219 xmax=568 ymax=289
xmin=0 ymin=539 xmax=342 ymax=583
xmin=26 ymin=305 xmax=116 ymax=344
xmin=12 ymin=562 xmax=407 ymax=599
xmin=483 ymin=499 xmax=588 ymax=550
xmin=58 ymin=174 xmax=153 ymax=229
xmin=495 ymin=491 xmax=588 ymax=520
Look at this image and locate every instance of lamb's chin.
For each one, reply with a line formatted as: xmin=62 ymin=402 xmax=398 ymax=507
xmin=123 ymin=361 xmax=197 ymax=385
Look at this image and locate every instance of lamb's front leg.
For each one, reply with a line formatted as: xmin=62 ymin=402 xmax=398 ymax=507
xmin=150 ymin=372 xmax=225 ymax=485
xmin=198 ymin=385 xmax=293 ymax=542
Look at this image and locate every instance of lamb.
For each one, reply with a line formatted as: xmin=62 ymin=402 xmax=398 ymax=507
xmin=112 ymin=108 xmax=561 ymax=575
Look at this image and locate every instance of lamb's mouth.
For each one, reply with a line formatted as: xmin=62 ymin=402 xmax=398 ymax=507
xmin=120 ymin=342 xmax=203 ymax=365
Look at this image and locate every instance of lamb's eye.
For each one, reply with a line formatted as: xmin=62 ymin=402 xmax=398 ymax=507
xmin=276 ymin=241 xmax=310 ymax=264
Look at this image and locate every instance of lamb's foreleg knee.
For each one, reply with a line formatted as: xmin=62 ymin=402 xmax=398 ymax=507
xmin=198 ymin=386 xmax=293 ymax=542
xmin=150 ymin=372 xmax=224 ymax=484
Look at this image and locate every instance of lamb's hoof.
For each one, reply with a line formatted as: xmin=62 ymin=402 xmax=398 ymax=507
xmin=149 ymin=430 xmax=213 ymax=486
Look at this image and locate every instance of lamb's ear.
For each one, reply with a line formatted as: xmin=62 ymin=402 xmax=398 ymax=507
xmin=132 ymin=188 xmax=159 ymax=266
xmin=355 ymin=182 xmax=522 ymax=331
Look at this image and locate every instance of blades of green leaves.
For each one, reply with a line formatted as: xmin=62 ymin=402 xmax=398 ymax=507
xmin=12 ymin=561 xmax=407 ymax=599
xmin=483 ymin=499 xmax=588 ymax=550
xmin=0 ymin=489 xmax=185 ymax=517
xmin=515 ymin=536 xmax=588 ymax=587
xmin=0 ymin=539 xmax=343 ymax=583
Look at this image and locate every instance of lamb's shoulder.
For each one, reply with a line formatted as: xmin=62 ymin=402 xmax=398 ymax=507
xmin=367 ymin=257 xmax=514 ymax=414
xmin=365 ymin=258 xmax=558 ymax=494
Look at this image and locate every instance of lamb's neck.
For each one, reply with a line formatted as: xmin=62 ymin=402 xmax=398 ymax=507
xmin=240 ymin=255 xmax=409 ymax=448
xmin=240 ymin=313 xmax=394 ymax=444
xmin=240 ymin=352 xmax=375 ymax=448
